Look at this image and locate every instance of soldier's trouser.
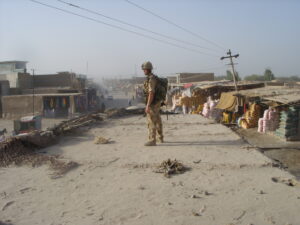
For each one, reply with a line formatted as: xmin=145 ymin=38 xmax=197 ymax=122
xmin=147 ymin=103 xmax=163 ymax=142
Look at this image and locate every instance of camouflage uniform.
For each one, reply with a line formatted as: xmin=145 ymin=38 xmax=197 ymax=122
xmin=144 ymin=74 xmax=163 ymax=143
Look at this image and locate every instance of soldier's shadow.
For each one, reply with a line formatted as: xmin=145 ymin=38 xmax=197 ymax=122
xmin=160 ymin=140 xmax=244 ymax=146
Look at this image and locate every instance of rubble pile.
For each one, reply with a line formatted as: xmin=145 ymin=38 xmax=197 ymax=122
xmin=50 ymin=113 xmax=103 ymax=136
xmin=154 ymin=159 xmax=188 ymax=178
xmin=0 ymin=131 xmax=56 ymax=167
xmin=105 ymin=107 xmax=144 ymax=118
xmin=0 ymin=113 xmax=104 ymax=169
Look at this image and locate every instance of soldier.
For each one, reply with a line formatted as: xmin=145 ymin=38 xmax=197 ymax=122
xmin=142 ymin=61 xmax=164 ymax=146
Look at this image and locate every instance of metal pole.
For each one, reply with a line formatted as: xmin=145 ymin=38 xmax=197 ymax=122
xmin=220 ymin=49 xmax=239 ymax=92
xmin=32 ymin=69 xmax=35 ymax=116
xmin=228 ymin=50 xmax=238 ymax=92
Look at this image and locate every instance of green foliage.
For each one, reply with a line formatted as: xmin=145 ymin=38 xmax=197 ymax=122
xmin=276 ymin=76 xmax=300 ymax=82
xmin=244 ymin=74 xmax=265 ymax=81
xmin=264 ymin=68 xmax=275 ymax=81
xmin=214 ymin=75 xmax=227 ymax=81
xmin=226 ymin=70 xmax=240 ymax=81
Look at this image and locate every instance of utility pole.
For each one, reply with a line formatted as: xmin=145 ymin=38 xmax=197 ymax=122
xmin=221 ymin=49 xmax=239 ymax=92
xmin=31 ymin=69 xmax=35 ymax=116
xmin=86 ymin=61 xmax=89 ymax=76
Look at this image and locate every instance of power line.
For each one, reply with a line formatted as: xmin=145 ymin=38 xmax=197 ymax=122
xmin=124 ymin=0 xmax=226 ymax=51
xmin=221 ymin=49 xmax=240 ymax=91
xmin=57 ymin=0 xmax=221 ymax=53
xmin=29 ymin=0 xmax=220 ymax=58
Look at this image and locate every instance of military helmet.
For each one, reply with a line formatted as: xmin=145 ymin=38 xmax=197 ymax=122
xmin=141 ymin=61 xmax=153 ymax=70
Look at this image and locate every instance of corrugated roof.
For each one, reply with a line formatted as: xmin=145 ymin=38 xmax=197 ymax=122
xmin=231 ymin=86 xmax=300 ymax=104
xmin=0 ymin=61 xmax=28 ymax=64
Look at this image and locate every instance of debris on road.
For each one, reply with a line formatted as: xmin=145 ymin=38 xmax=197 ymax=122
xmin=154 ymin=159 xmax=188 ymax=178
xmin=49 ymin=159 xmax=79 ymax=178
xmin=0 ymin=113 xmax=100 ymax=172
xmin=271 ymin=177 xmax=299 ymax=187
xmin=50 ymin=113 xmax=103 ymax=136
xmin=94 ymin=136 xmax=111 ymax=144
xmin=2 ymin=201 xmax=14 ymax=211
xmin=0 ymin=220 xmax=13 ymax=225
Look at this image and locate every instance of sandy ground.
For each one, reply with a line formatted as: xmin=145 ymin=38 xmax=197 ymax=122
xmin=235 ymin=127 xmax=300 ymax=179
xmin=235 ymin=127 xmax=300 ymax=149
xmin=1 ymin=114 xmax=300 ymax=225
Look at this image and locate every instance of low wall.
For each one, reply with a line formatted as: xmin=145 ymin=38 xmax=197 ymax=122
xmin=2 ymin=95 xmax=43 ymax=119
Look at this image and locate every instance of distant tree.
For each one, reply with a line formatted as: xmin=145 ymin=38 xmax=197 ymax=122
xmin=214 ymin=75 xmax=227 ymax=81
xmin=226 ymin=70 xmax=240 ymax=81
xmin=235 ymin=72 xmax=241 ymax=81
xmin=276 ymin=75 xmax=300 ymax=82
xmin=226 ymin=70 xmax=233 ymax=81
xmin=289 ymin=75 xmax=300 ymax=81
xmin=244 ymin=74 xmax=265 ymax=81
xmin=264 ymin=68 xmax=275 ymax=81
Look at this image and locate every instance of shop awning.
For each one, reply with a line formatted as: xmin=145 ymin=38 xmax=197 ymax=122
xmin=183 ymin=83 xmax=193 ymax=89
xmin=216 ymin=92 xmax=238 ymax=111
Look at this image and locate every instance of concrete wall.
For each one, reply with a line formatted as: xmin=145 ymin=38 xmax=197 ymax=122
xmin=33 ymin=73 xmax=73 ymax=88
xmin=177 ymin=73 xmax=214 ymax=83
xmin=2 ymin=95 xmax=43 ymax=119
xmin=0 ymin=72 xmax=18 ymax=88
xmin=33 ymin=72 xmax=85 ymax=90
xmin=18 ymin=73 xmax=32 ymax=89
xmin=0 ymin=63 xmax=15 ymax=74
xmin=0 ymin=81 xmax=10 ymax=96
xmin=22 ymin=88 xmax=80 ymax=95
xmin=167 ymin=76 xmax=177 ymax=84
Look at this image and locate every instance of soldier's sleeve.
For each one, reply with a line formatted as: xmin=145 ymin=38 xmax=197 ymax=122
xmin=148 ymin=76 xmax=156 ymax=93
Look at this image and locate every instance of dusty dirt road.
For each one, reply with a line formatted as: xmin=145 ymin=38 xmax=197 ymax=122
xmin=1 ymin=114 xmax=300 ymax=225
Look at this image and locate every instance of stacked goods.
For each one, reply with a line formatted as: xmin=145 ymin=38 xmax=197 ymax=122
xmin=190 ymin=95 xmax=206 ymax=108
xmin=208 ymin=100 xmax=217 ymax=118
xmin=179 ymin=95 xmax=192 ymax=114
xmin=202 ymin=98 xmax=222 ymax=121
xmin=240 ymin=119 xmax=249 ymax=129
xmin=191 ymin=104 xmax=204 ymax=114
xmin=223 ymin=112 xmax=239 ymax=124
xmin=202 ymin=102 xmax=210 ymax=118
xmin=258 ymin=108 xmax=280 ymax=133
xmin=275 ymin=106 xmax=300 ymax=139
xmin=210 ymin=105 xmax=222 ymax=122
xmin=240 ymin=103 xmax=262 ymax=129
xmin=179 ymin=95 xmax=190 ymax=107
xmin=222 ymin=112 xmax=231 ymax=124
xmin=171 ymin=94 xmax=181 ymax=110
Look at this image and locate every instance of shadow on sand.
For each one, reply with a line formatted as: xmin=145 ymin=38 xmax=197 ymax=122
xmin=161 ymin=139 xmax=244 ymax=146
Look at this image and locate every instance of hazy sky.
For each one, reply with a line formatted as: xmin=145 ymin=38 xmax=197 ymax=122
xmin=0 ymin=0 xmax=300 ymax=80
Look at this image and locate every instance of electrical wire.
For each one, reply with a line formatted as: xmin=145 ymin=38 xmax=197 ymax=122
xmin=29 ymin=0 xmax=220 ymax=58
xmin=124 ymin=0 xmax=226 ymax=51
xmin=57 ymin=0 xmax=222 ymax=53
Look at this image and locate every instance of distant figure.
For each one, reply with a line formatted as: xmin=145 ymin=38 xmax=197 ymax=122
xmin=100 ymin=102 xmax=106 ymax=113
xmin=128 ymin=99 xmax=132 ymax=106
xmin=0 ymin=128 xmax=7 ymax=142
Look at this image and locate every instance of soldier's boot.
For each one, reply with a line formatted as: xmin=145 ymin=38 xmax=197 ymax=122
xmin=157 ymin=136 xmax=164 ymax=143
xmin=144 ymin=140 xmax=156 ymax=146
